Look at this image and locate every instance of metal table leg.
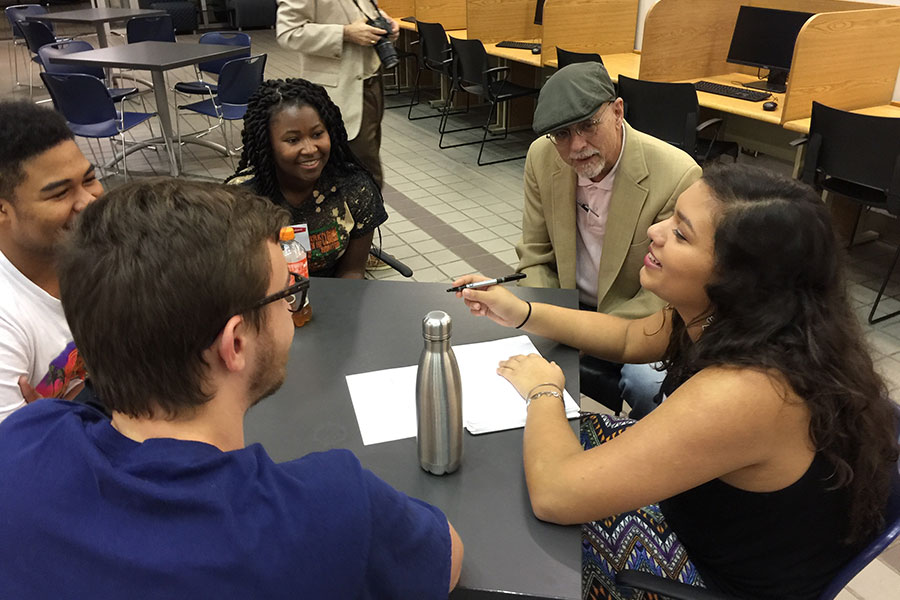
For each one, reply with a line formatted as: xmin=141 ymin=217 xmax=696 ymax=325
xmin=150 ymin=69 xmax=179 ymax=176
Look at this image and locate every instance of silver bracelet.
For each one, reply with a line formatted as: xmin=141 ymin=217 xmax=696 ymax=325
xmin=526 ymin=383 xmax=564 ymax=408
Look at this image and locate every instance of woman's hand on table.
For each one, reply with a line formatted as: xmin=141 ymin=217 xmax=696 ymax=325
xmin=497 ymin=354 xmax=565 ymax=400
xmin=452 ymin=274 xmax=531 ymax=328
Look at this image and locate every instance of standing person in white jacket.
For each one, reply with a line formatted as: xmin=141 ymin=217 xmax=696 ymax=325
xmin=276 ymin=0 xmax=399 ymax=189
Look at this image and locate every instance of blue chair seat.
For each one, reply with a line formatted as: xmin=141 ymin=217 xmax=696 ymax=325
xmin=67 ymin=111 xmax=155 ymax=139
xmin=109 ymin=87 xmax=140 ymax=101
xmin=173 ymin=80 xmax=218 ymax=95
xmin=179 ymin=98 xmax=247 ymax=121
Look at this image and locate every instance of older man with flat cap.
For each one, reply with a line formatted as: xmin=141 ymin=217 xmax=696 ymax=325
xmin=515 ymin=62 xmax=701 ymax=417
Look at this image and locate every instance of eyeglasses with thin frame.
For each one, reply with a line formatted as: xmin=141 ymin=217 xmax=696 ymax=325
xmin=546 ymin=102 xmax=613 ymax=145
xmin=250 ymin=270 xmax=309 ymax=314
xmin=202 ymin=272 xmax=310 ymax=349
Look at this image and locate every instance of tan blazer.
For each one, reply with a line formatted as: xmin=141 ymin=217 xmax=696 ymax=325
xmin=276 ymin=0 xmax=381 ymax=139
xmin=516 ymin=123 xmax=702 ymax=319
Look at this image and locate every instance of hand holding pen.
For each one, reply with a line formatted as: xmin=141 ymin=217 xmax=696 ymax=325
xmin=446 ymin=273 xmax=526 ymax=292
xmin=450 ymin=274 xmax=533 ymax=329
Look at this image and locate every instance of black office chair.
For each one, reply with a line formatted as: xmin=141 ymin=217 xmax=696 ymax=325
xmin=556 ymin=47 xmax=603 ymax=69
xmin=615 ymin=407 xmax=900 ymax=600
xmin=617 ymin=75 xmax=739 ymax=165
xmin=404 ymin=21 xmax=458 ymax=121
xmin=800 ymin=101 xmax=900 ymax=324
xmin=441 ymin=36 xmax=540 ymax=166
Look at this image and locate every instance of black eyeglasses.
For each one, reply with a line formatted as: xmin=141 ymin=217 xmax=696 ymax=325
xmin=202 ymin=273 xmax=309 ymax=349
xmin=249 ymin=271 xmax=309 ymax=313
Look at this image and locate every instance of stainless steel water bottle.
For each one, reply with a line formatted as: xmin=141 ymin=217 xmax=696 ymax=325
xmin=415 ymin=310 xmax=463 ymax=475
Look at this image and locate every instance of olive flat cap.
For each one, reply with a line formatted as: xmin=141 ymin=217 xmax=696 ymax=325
xmin=532 ymin=62 xmax=617 ymax=135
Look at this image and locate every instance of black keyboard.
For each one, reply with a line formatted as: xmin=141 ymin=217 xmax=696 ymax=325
xmin=693 ymin=81 xmax=770 ymax=102
xmin=495 ymin=40 xmax=541 ymax=53
xmin=400 ymin=16 xmax=416 ymax=23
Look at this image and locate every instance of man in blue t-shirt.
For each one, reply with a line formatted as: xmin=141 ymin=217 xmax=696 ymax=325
xmin=0 ymin=179 xmax=463 ymax=599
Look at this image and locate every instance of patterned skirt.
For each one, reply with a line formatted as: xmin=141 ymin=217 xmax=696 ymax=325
xmin=581 ymin=413 xmax=706 ymax=600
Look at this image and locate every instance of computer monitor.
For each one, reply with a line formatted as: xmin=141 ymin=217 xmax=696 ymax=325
xmin=534 ymin=0 xmax=545 ymax=25
xmin=726 ymin=5 xmax=814 ymax=94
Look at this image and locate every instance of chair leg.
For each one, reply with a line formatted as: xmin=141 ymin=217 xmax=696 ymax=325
xmin=847 ymin=205 xmax=865 ymax=247
xmin=438 ymin=88 xmax=456 ymax=147
xmin=406 ymin=68 xmax=423 ymax=120
xmin=120 ymin=131 xmax=128 ymax=180
xmin=476 ymin=100 xmax=498 ymax=166
xmin=222 ymin=119 xmax=235 ymax=170
xmin=140 ymin=92 xmax=155 ymax=140
xmin=476 ymin=100 xmax=528 ymax=166
xmin=869 ymin=242 xmax=900 ymax=324
xmin=438 ymin=92 xmax=482 ymax=149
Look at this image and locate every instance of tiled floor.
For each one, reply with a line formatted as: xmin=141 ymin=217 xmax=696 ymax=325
xmin=2 ymin=21 xmax=899 ymax=598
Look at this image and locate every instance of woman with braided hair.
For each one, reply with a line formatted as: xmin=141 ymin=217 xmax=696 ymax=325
xmin=228 ymin=77 xmax=387 ymax=278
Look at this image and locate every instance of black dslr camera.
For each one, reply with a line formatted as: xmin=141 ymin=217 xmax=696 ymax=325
xmin=367 ymin=15 xmax=399 ymax=70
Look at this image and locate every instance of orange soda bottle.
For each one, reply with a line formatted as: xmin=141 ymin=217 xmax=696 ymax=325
xmin=279 ymin=227 xmax=312 ymax=327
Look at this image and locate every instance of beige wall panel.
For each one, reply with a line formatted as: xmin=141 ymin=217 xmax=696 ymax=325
xmin=782 ymin=7 xmax=900 ymax=121
xmin=541 ymin=0 xmax=639 ymax=63
xmin=467 ymin=0 xmax=542 ymax=43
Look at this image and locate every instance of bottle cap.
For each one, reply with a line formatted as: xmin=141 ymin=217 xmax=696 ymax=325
xmin=279 ymin=227 xmax=295 ymax=242
xmin=422 ymin=310 xmax=452 ymax=341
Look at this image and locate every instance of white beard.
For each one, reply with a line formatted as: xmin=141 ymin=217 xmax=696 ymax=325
xmin=570 ymin=149 xmax=606 ymax=180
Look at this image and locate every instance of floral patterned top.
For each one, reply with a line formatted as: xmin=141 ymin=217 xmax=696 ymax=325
xmin=234 ymin=167 xmax=388 ymax=277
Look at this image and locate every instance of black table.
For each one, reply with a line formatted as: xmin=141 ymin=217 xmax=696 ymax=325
xmin=26 ymin=7 xmax=166 ymax=48
xmin=244 ymin=278 xmax=581 ymax=600
xmin=49 ymin=41 xmax=249 ymax=176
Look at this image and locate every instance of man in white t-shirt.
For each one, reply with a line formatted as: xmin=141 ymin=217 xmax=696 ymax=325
xmin=0 ymin=101 xmax=103 ymax=421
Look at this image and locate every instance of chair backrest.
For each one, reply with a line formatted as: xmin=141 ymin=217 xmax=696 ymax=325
xmin=5 ymin=4 xmax=51 ymax=38
xmin=197 ymin=31 xmax=251 ymax=75
xmin=449 ymin=37 xmax=489 ymax=91
xmin=618 ymin=75 xmax=698 ymax=152
xmin=416 ymin=21 xmax=451 ymax=74
xmin=38 ymin=40 xmax=104 ymax=80
xmin=126 ymin=14 xmax=176 ymax=43
xmin=16 ymin=19 xmax=56 ymax=55
xmin=816 ymin=408 xmax=900 ymax=600
xmin=216 ymin=54 xmax=267 ymax=105
xmin=40 ymin=72 xmax=117 ymax=126
xmin=557 ymin=48 xmax=603 ymax=69
xmin=805 ymin=102 xmax=900 ymax=198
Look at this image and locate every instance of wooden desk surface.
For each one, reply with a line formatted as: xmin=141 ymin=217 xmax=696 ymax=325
xmin=437 ymin=30 xmax=543 ymax=68
xmin=544 ymin=52 xmax=640 ymax=83
xmin=484 ymin=38 xmax=543 ymax=67
xmin=782 ymin=103 xmax=900 ymax=134
xmin=679 ymin=72 xmax=784 ymax=125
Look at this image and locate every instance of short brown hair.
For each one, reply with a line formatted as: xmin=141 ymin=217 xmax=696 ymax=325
xmin=58 ymin=179 xmax=289 ymax=418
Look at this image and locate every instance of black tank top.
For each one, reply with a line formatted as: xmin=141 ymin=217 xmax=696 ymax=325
xmin=657 ymin=372 xmax=860 ymax=600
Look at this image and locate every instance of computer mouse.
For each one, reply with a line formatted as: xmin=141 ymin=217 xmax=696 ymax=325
xmin=531 ymin=46 xmax=541 ymax=55
xmin=763 ymin=101 xmax=778 ymax=111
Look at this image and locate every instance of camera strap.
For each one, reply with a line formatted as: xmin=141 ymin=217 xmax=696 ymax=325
xmin=349 ymin=0 xmax=382 ymax=20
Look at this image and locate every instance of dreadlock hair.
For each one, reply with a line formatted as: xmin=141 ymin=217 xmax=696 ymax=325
xmin=660 ymin=163 xmax=899 ymax=546
xmin=228 ymin=78 xmax=371 ymax=201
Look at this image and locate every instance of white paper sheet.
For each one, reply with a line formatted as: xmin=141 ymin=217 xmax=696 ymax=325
xmin=345 ymin=335 xmax=579 ymax=445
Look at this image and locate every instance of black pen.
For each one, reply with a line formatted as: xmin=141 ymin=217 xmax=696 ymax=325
xmin=447 ymin=273 xmax=526 ymax=292
xmin=579 ymin=202 xmax=600 ymax=218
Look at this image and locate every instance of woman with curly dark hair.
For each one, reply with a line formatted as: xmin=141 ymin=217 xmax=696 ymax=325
xmin=228 ymin=78 xmax=387 ymax=278
xmin=453 ymin=164 xmax=899 ymax=599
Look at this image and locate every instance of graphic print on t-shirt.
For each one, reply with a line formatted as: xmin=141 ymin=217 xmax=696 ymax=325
xmin=35 ymin=341 xmax=86 ymax=398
